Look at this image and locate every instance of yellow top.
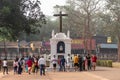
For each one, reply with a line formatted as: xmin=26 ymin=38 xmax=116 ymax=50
xmin=73 ymin=56 xmax=79 ymax=63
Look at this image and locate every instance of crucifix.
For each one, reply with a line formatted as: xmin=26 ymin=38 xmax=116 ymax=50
xmin=53 ymin=11 xmax=68 ymax=32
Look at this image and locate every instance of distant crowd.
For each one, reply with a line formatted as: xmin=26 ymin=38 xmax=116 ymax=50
xmin=52 ymin=54 xmax=97 ymax=72
xmin=0 ymin=53 xmax=97 ymax=76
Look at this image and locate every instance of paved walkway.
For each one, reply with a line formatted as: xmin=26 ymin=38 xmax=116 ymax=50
xmin=0 ymin=67 xmax=120 ymax=80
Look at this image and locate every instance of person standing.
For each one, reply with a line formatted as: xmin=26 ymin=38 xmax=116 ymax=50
xmin=66 ymin=54 xmax=71 ymax=72
xmin=34 ymin=57 xmax=39 ymax=74
xmin=58 ymin=57 xmax=62 ymax=71
xmin=38 ymin=56 xmax=46 ymax=76
xmin=24 ymin=56 xmax=29 ymax=73
xmin=82 ymin=55 xmax=86 ymax=71
xmin=60 ymin=56 xmax=66 ymax=72
xmin=91 ymin=54 xmax=97 ymax=71
xmin=73 ymin=54 xmax=79 ymax=71
xmin=51 ymin=55 xmax=57 ymax=72
xmin=2 ymin=58 xmax=8 ymax=75
xmin=78 ymin=55 xmax=83 ymax=71
xmin=86 ymin=54 xmax=91 ymax=70
xmin=27 ymin=57 xmax=32 ymax=74
xmin=13 ymin=59 xmax=18 ymax=74
xmin=18 ymin=58 xmax=23 ymax=75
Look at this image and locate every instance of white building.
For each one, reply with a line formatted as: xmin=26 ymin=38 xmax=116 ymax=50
xmin=49 ymin=30 xmax=72 ymax=68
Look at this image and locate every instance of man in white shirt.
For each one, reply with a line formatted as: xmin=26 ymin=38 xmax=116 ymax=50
xmin=66 ymin=54 xmax=71 ymax=72
xmin=38 ymin=56 xmax=46 ymax=76
xmin=2 ymin=58 xmax=8 ymax=75
xmin=51 ymin=55 xmax=57 ymax=72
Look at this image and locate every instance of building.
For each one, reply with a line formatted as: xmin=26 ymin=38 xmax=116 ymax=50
xmin=97 ymin=43 xmax=118 ymax=61
xmin=71 ymin=39 xmax=96 ymax=54
xmin=0 ymin=41 xmax=42 ymax=59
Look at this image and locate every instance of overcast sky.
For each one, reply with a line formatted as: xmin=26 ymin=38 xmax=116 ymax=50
xmin=40 ymin=0 xmax=66 ymax=16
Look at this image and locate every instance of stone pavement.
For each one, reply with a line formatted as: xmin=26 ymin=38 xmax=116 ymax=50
xmin=0 ymin=67 xmax=120 ymax=80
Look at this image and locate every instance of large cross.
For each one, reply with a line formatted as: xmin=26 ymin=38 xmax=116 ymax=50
xmin=53 ymin=11 xmax=68 ymax=32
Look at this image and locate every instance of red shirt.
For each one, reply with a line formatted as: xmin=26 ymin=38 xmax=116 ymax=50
xmin=27 ymin=60 xmax=32 ymax=67
xmin=92 ymin=56 xmax=97 ymax=62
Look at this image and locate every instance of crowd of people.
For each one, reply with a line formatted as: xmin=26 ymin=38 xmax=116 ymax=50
xmin=0 ymin=53 xmax=97 ymax=76
xmin=1 ymin=55 xmax=46 ymax=76
xmin=51 ymin=54 xmax=97 ymax=72
xmin=73 ymin=54 xmax=97 ymax=71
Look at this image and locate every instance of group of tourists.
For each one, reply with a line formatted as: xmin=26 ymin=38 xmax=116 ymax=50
xmin=73 ymin=54 xmax=97 ymax=71
xmin=1 ymin=55 xmax=46 ymax=76
xmin=51 ymin=54 xmax=73 ymax=72
xmin=51 ymin=53 xmax=97 ymax=72
xmin=0 ymin=53 xmax=97 ymax=76
xmin=13 ymin=55 xmax=47 ymax=76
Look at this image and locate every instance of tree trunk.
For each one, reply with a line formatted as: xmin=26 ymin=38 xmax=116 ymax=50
xmin=118 ymin=36 xmax=120 ymax=62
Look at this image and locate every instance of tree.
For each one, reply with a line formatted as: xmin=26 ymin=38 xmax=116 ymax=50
xmin=53 ymin=3 xmax=83 ymax=38
xmin=39 ymin=17 xmax=59 ymax=41
xmin=0 ymin=0 xmax=46 ymax=41
xmin=105 ymin=0 xmax=120 ymax=61
xmin=61 ymin=0 xmax=102 ymax=54
xmin=21 ymin=0 xmax=46 ymax=33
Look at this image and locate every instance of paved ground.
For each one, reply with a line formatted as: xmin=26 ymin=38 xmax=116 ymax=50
xmin=0 ymin=67 xmax=120 ymax=80
xmin=0 ymin=72 xmax=50 ymax=80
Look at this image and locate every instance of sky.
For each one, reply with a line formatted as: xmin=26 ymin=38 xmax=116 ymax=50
xmin=40 ymin=0 xmax=66 ymax=16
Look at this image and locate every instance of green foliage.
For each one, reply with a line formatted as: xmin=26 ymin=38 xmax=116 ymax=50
xmin=97 ymin=60 xmax=112 ymax=67
xmin=0 ymin=0 xmax=46 ymax=41
xmin=1 ymin=6 xmax=10 ymax=15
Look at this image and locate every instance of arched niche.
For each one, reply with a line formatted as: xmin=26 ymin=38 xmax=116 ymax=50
xmin=57 ymin=41 xmax=65 ymax=53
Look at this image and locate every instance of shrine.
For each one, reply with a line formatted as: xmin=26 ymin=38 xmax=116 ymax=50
xmin=49 ymin=11 xmax=72 ymax=68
